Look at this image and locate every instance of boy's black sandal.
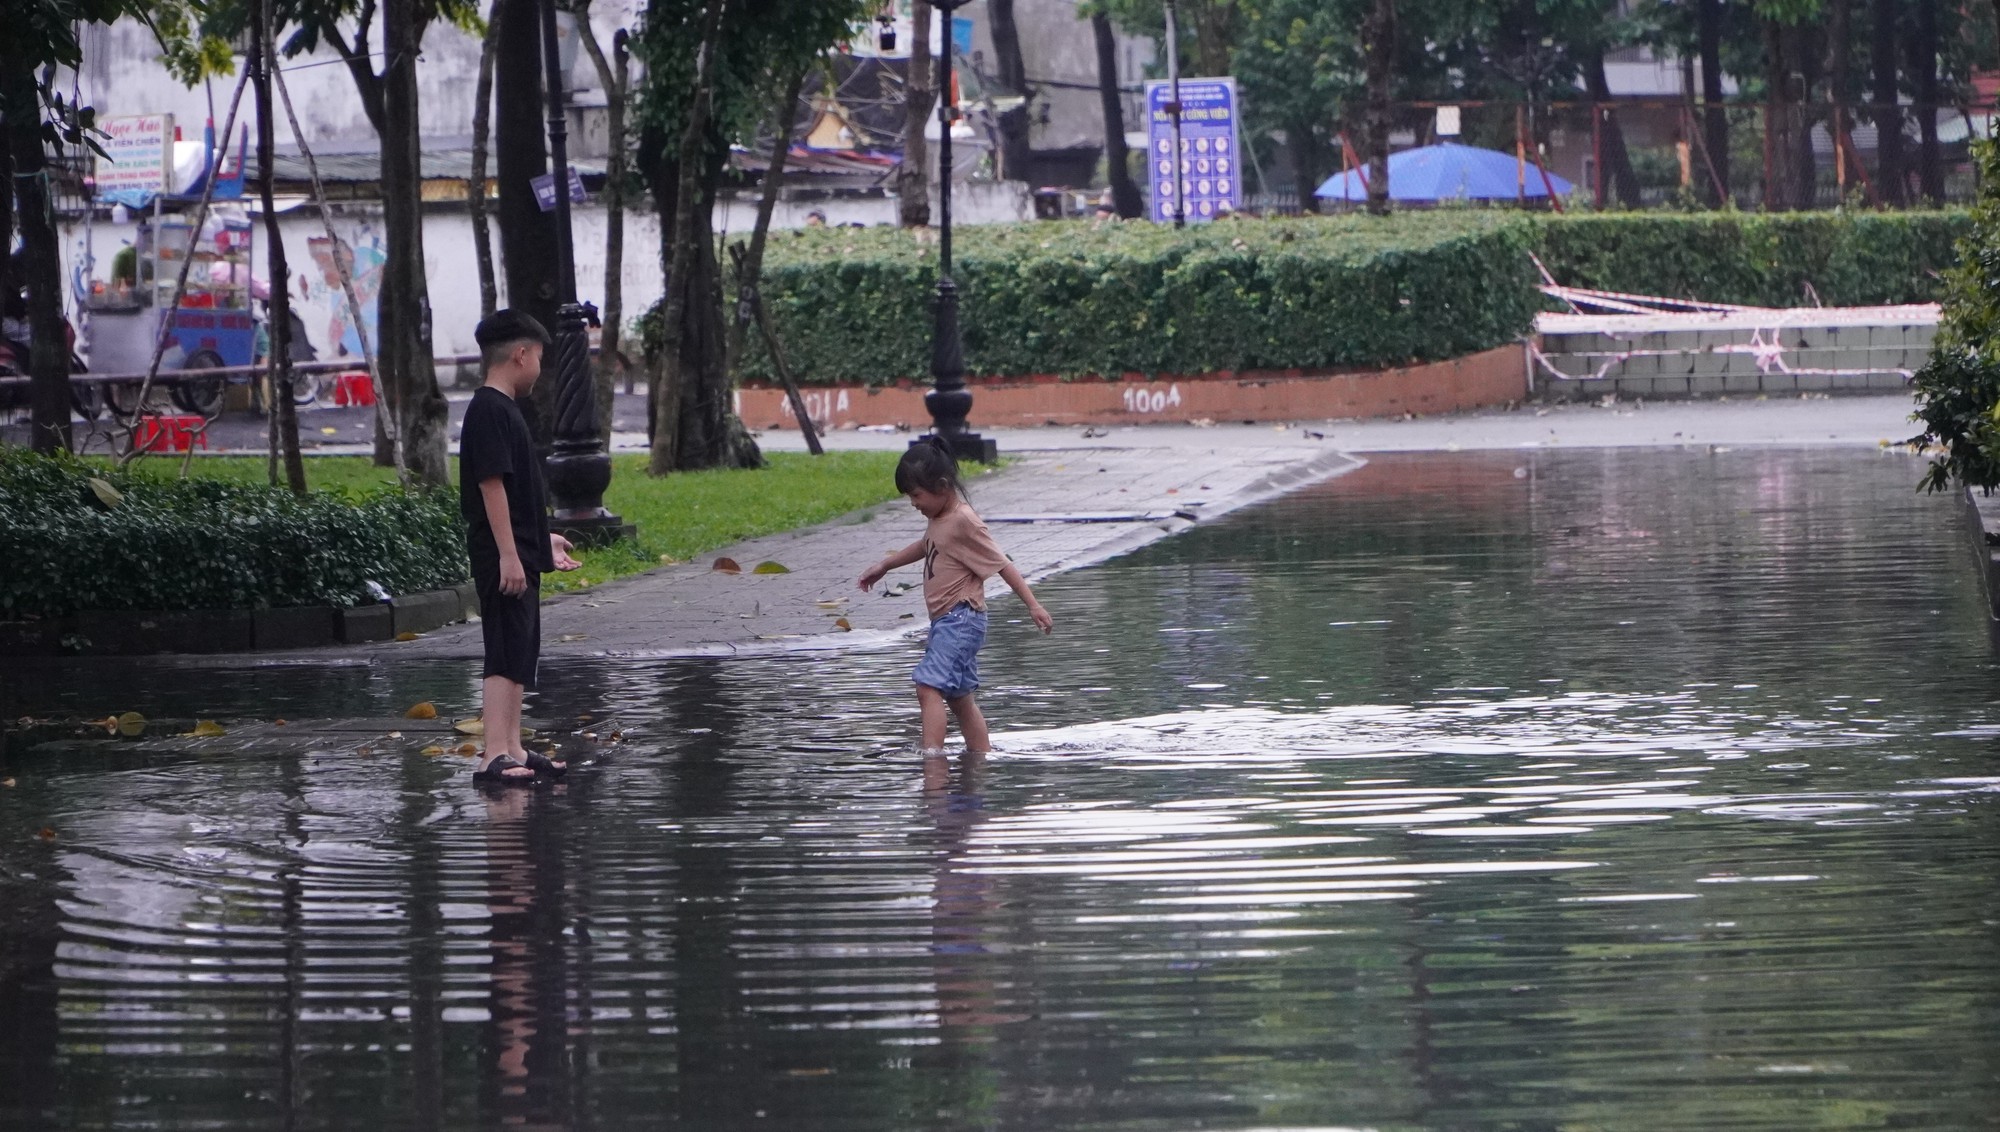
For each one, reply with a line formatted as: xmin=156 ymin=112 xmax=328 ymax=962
xmin=524 ymin=752 xmax=567 ymax=780
xmin=472 ymin=753 xmax=537 ymax=787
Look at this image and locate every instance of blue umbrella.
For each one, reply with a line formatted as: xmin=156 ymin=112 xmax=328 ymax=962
xmin=1314 ymin=141 xmax=1574 ymax=203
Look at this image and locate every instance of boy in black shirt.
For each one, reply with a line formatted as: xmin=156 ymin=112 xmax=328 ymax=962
xmin=462 ymin=309 xmax=580 ymax=785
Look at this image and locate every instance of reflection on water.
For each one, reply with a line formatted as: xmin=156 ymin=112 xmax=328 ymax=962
xmin=4 ymin=448 xmax=2000 ymax=1130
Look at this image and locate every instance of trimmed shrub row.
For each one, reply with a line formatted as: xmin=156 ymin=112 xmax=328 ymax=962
xmin=0 ymin=449 xmax=468 ymax=618
xmin=1527 ymin=211 xmax=1970 ymax=309
xmin=661 ymin=210 xmax=1967 ymax=387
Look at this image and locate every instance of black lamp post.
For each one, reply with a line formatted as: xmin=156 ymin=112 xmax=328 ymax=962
xmin=539 ymin=0 xmax=632 ymax=545
xmin=918 ymin=0 xmax=997 ymax=464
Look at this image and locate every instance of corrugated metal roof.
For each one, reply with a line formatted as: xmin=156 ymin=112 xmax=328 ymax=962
xmin=270 ymin=147 xmax=606 ymax=184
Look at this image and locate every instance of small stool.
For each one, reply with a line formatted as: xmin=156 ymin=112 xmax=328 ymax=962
xmin=134 ymin=415 xmax=209 ymax=453
xmin=333 ymin=372 xmax=375 ymax=407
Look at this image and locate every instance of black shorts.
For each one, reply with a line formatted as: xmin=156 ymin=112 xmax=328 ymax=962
xmin=475 ymin=567 xmax=541 ymax=689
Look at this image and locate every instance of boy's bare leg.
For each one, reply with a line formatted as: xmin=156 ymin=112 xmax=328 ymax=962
xmin=479 ymin=675 xmax=532 ymax=779
xmin=948 ymin=694 xmax=990 ymax=754
xmin=918 ymin=684 xmax=951 ymax=752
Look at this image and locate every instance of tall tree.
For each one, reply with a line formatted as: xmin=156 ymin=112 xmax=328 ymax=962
xmin=573 ymin=0 xmax=632 ymax=444
xmin=470 ymin=0 xmax=500 ymax=319
xmin=1698 ymin=0 xmax=1731 ymax=206
xmin=1360 ymin=0 xmax=1393 ymax=215
xmin=1090 ymin=7 xmax=1143 ymax=217
xmin=1583 ymin=46 xmax=1641 ymax=208
xmin=899 ymin=0 xmax=932 ymax=227
xmin=493 ymin=0 xmax=561 ymax=444
xmin=988 ymin=0 xmax=1033 ymax=180
xmin=631 ymin=0 xmax=869 ymax=473
xmin=1870 ymin=0 xmax=1905 ymax=205
xmin=1909 ymin=0 xmax=1944 ymax=204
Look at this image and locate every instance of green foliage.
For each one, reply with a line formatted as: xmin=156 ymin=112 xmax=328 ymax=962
xmin=1913 ymin=143 xmax=2000 ymax=492
xmin=665 ymin=214 xmax=1538 ymax=385
xmin=1527 ymin=211 xmax=1970 ymax=308
xmin=0 ymin=448 xmax=467 ymax=618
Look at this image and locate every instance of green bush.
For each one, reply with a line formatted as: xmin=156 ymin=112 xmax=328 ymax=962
xmin=0 ymin=448 xmax=468 ymax=618
xmin=1913 ymin=147 xmax=2000 ymax=491
xmin=666 ymin=213 xmax=1539 ymax=385
xmin=1526 ymin=211 xmax=1970 ymax=308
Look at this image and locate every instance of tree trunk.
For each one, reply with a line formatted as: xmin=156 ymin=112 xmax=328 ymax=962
xmin=1191 ymin=0 xmax=1237 ymax=76
xmin=4 ymin=70 xmax=72 ymax=454
xmin=1788 ymin=22 xmax=1819 ymax=209
xmin=727 ymin=66 xmax=808 ymax=378
xmin=1699 ymin=0 xmax=1730 ymax=206
xmin=1871 ymin=0 xmax=1905 ymax=205
xmin=1286 ymin=123 xmax=1323 ymax=214
xmin=987 ymin=0 xmax=1033 ymax=181
xmin=578 ymin=13 xmax=629 ymax=445
xmin=470 ymin=0 xmax=501 ymax=319
xmin=496 ymin=0 xmax=560 ymax=448
xmin=1092 ymin=13 xmax=1142 ymax=218
xmin=1828 ymin=0 xmax=1850 ymax=197
xmin=1362 ymin=0 xmax=1394 ymax=216
xmin=381 ymin=0 xmax=447 ymax=486
xmin=1764 ymin=19 xmax=1790 ymax=210
xmin=899 ymin=0 xmax=932 ymax=227
xmin=1584 ymin=49 xmax=1641 ymax=208
xmin=649 ymin=0 xmax=759 ymax=474
xmin=1910 ymin=0 xmax=1944 ymax=204
xmin=254 ymin=0 xmax=307 ymax=493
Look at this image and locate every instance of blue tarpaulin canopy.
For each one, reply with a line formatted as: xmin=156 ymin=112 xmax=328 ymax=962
xmin=1315 ymin=142 xmax=1574 ymax=203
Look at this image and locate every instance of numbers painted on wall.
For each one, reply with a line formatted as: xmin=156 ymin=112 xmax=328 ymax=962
xmin=1121 ymin=384 xmax=1183 ymax=414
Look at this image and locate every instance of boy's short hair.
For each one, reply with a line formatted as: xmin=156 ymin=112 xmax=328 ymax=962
xmin=475 ymin=308 xmax=552 ymax=369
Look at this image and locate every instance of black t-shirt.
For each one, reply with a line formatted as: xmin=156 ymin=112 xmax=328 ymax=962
xmin=459 ymin=386 xmax=554 ymax=573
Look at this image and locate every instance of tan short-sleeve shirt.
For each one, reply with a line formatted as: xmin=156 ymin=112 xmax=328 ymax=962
xmin=924 ymin=504 xmax=1010 ymax=621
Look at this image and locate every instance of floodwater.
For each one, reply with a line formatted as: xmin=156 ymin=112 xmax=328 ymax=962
xmin=3 ymin=447 xmax=2000 ymax=1131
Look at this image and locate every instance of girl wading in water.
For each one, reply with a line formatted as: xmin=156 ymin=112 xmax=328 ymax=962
xmin=859 ymin=440 xmax=1054 ymax=756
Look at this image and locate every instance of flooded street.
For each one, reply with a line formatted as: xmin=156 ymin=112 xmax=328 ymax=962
xmin=4 ymin=446 xmax=1999 ymax=1130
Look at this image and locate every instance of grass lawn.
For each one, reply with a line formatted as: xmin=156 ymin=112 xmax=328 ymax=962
xmin=139 ymin=450 xmax=918 ymax=595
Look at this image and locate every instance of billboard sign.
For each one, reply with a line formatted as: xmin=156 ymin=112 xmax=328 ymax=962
xmin=1144 ymin=78 xmax=1240 ymax=223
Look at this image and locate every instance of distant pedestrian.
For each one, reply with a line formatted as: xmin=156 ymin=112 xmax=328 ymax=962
xmin=805 ymin=209 xmax=828 ymax=228
xmin=859 ymin=439 xmax=1054 ymax=759
xmin=462 ymin=309 xmax=582 ymax=786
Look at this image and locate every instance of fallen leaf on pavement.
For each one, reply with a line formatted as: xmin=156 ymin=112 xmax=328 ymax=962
xmin=395 ymin=631 xmax=420 ymax=642
xmin=457 ymin=743 xmax=478 ymax=755
xmin=712 ymin=557 xmax=742 ymax=574
xmin=404 ymin=702 xmax=438 ymax=720
xmin=454 ymin=718 xmax=485 ymax=736
xmin=559 ymin=633 xmax=589 ymax=642
xmin=2 ymin=778 xmax=15 ymax=788
xmin=117 ymin=711 xmax=146 ymax=737
xmin=421 ymin=745 xmax=445 ymax=756
xmin=320 ymin=427 xmax=339 ymax=435
xmin=37 ymin=827 xmax=56 ymax=841
xmin=183 ymin=720 xmax=226 ymax=738
xmin=386 ymin=731 xmax=403 ymax=740
xmin=274 ymin=719 xmax=288 ymax=727
xmin=753 ymin=561 xmax=790 ymax=574
xmin=834 ymin=618 xmax=852 ymax=631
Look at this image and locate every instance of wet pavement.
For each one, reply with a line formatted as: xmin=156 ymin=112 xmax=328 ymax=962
xmin=4 ymin=442 xmax=1998 ymax=1130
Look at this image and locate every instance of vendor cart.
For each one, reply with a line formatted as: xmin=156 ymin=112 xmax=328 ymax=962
xmin=88 ymin=204 xmax=257 ymax=416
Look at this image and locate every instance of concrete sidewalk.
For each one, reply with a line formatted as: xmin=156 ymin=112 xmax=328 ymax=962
xmin=306 ymin=393 xmax=1920 ymax=663
xmin=369 ymin=443 xmax=1360 ymax=662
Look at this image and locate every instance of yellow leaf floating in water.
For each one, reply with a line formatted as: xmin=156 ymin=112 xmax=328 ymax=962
xmin=1 ymin=778 xmax=15 ymax=788
xmin=320 ymin=426 xmax=339 ymax=435
xmin=87 ymin=478 xmax=123 ymax=509
xmin=117 ymin=711 xmax=146 ymax=737
xmin=395 ymin=631 xmax=420 ymax=642
xmin=834 ymin=618 xmax=853 ymax=631
xmin=454 ymin=718 xmax=485 ymax=736
xmin=420 ymin=745 xmax=446 ymax=757
xmin=457 ymin=743 xmax=478 ymax=755
xmin=712 ymin=557 xmax=742 ymax=574
xmin=404 ymin=702 xmax=438 ymax=720
xmin=753 ymin=561 xmax=790 ymax=575
xmin=183 ymin=720 xmax=226 ymax=738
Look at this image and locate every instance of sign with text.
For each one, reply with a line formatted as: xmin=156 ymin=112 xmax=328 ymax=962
xmin=1144 ymin=78 xmax=1239 ymax=223
xmin=96 ymin=114 xmax=174 ymax=200
xmin=531 ymin=165 xmax=588 ymax=212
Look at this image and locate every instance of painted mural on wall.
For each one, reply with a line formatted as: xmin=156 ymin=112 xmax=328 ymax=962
xmin=301 ymin=228 xmax=385 ymax=363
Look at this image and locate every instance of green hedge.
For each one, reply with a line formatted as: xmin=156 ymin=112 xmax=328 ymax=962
xmin=0 ymin=449 xmax=468 ymax=618
xmin=1526 ymin=211 xmax=1970 ymax=308
xmin=670 ymin=214 xmax=1539 ymax=385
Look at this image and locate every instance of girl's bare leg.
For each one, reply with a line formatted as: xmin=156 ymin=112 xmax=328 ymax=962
xmin=948 ymin=694 xmax=990 ymax=753
xmin=918 ymin=684 xmax=951 ymax=752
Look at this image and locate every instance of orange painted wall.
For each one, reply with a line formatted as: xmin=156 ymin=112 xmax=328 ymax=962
xmin=736 ymin=345 xmax=1527 ymax=431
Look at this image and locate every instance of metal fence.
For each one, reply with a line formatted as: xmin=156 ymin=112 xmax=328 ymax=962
xmin=1282 ymin=100 xmax=1994 ymax=213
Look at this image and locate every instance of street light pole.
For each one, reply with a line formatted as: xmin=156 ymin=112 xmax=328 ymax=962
xmin=1165 ymin=0 xmax=1185 ymax=229
xmin=919 ymin=0 xmax=996 ymax=464
xmin=539 ymin=0 xmax=632 ymax=544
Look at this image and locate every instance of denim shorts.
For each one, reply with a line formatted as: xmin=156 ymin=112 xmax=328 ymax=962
xmin=913 ymin=603 xmax=988 ymax=700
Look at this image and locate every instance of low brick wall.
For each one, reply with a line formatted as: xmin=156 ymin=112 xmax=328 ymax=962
xmin=735 ymin=345 xmax=1528 ymax=431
